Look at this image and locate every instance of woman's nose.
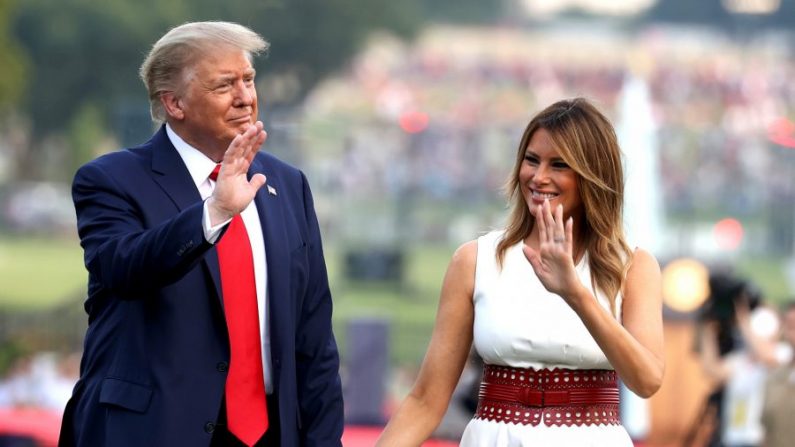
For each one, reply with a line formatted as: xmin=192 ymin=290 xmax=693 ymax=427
xmin=532 ymin=163 xmax=550 ymax=184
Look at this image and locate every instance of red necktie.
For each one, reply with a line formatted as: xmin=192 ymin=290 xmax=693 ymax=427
xmin=210 ymin=164 xmax=269 ymax=446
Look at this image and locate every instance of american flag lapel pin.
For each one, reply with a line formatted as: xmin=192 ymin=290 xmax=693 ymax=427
xmin=267 ymin=185 xmax=277 ymax=196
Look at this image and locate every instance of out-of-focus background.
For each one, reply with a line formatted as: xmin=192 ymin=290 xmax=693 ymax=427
xmin=1 ymin=0 xmax=794 ymax=445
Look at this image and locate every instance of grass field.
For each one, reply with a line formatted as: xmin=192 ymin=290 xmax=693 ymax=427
xmin=0 ymin=236 xmax=86 ymax=310
xmin=326 ymin=244 xmax=454 ymax=366
xmin=0 ymin=234 xmax=455 ymax=365
xmin=1 ymin=235 xmax=793 ymax=366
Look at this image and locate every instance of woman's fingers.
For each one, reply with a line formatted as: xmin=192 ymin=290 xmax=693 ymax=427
xmin=544 ymin=200 xmax=556 ymax=243
xmin=542 ymin=200 xmax=561 ymax=245
xmin=554 ymin=203 xmax=565 ymax=242
xmin=522 ymin=244 xmax=540 ymax=270
xmin=565 ymin=216 xmax=573 ymax=253
xmin=536 ymin=203 xmax=547 ymax=243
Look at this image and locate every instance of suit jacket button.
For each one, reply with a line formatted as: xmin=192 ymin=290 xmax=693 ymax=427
xmin=204 ymin=422 xmax=216 ymax=433
xmin=217 ymin=361 xmax=229 ymax=372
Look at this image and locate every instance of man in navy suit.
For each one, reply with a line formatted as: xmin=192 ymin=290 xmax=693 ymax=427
xmin=59 ymin=22 xmax=344 ymax=446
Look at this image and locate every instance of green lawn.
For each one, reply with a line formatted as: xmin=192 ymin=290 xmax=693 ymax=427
xmin=327 ymin=244 xmax=454 ymax=366
xmin=0 ymin=236 xmax=86 ymax=310
xmin=736 ymin=257 xmax=794 ymax=304
xmin=0 ymin=234 xmax=454 ymax=365
xmin=1 ymin=235 xmax=793 ymax=367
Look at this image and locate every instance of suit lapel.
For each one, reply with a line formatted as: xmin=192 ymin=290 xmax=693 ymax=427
xmin=251 ymin=156 xmax=289 ymax=373
xmin=150 ymin=127 xmax=203 ymax=211
xmin=149 ymin=126 xmax=223 ymax=303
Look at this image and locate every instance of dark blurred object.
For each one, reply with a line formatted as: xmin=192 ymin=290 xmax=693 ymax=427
xmin=0 ymin=436 xmax=37 ymax=447
xmin=700 ymin=273 xmax=761 ymax=322
xmin=343 ymin=318 xmax=389 ymax=426
xmin=698 ymin=272 xmax=761 ymax=355
xmin=344 ymin=249 xmax=404 ymax=282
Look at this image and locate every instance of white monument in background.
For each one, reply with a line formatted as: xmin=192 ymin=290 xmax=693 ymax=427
xmin=616 ymin=71 xmax=665 ymax=441
xmin=619 ymin=73 xmax=665 ymax=256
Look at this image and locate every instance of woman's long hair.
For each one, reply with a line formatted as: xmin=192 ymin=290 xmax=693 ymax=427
xmin=496 ymin=98 xmax=632 ymax=313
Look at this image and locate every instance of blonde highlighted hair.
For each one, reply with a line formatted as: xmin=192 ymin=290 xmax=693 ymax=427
xmin=497 ymin=98 xmax=631 ymax=312
xmin=139 ymin=21 xmax=269 ymax=123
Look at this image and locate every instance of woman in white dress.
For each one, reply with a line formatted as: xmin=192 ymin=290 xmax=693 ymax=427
xmin=376 ymin=98 xmax=665 ymax=446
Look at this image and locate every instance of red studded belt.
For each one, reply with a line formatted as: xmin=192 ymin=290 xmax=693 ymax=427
xmin=474 ymin=364 xmax=621 ymax=427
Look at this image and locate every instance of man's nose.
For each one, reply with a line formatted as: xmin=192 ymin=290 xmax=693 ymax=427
xmin=234 ymin=81 xmax=254 ymax=106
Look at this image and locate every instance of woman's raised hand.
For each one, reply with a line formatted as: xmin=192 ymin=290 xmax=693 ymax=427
xmin=522 ymin=199 xmax=582 ymax=300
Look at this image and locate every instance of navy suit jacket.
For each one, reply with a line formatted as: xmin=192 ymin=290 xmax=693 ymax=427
xmin=60 ymin=126 xmax=344 ymax=446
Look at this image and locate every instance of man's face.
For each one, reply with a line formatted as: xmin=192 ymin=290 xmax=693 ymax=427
xmin=172 ymin=47 xmax=258 ymax=159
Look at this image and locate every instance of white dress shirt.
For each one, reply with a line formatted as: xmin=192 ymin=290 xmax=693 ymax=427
xmin=166 ymin=124 xmax=273 ymax=393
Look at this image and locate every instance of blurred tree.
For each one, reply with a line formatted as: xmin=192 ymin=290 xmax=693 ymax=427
xmin=420 ymin=0 xmax=507 ymax=24
xmin=645 ymin=0 xmax=734 ymax=25
xmin=768 ymin=0 xmax=795 ymax=28
xmin=194 ymin=0 xmax=421 ymax=103
xmin=0 ymin=0 xmax=27 ymax=109
xmin=11 ymin=0 xmax=423 ymax=178
xmin=12 ymin=0 xmax=187 ymax=178
xmin=643 ymin=0 xmax=795 ymax=30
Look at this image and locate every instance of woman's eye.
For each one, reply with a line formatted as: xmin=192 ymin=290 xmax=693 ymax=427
xmin=524 ymin=155 xmax=539 ymax=164
xmin=552 ymin=161 xmax=569 ymax=169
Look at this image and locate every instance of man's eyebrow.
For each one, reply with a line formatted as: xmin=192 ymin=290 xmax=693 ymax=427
xmin=212 ymin=69 xmax=256 ymax=81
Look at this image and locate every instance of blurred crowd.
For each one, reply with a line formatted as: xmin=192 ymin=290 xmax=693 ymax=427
xmin=301 ymin=25 xmax=795 ymax=251
xmin=0 ymin=351 xmax=77 ymax=411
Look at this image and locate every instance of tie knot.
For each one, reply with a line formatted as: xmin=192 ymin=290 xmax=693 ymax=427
xmin=209 ymin=164 xmax=221 ymax=181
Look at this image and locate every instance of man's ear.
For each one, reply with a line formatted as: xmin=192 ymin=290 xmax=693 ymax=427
xmin=160 ymin=92 xmax=185 ymax=121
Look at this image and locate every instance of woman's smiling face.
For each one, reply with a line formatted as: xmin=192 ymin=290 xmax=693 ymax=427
xmin=519 ymin=127 xmax=583 ymax=221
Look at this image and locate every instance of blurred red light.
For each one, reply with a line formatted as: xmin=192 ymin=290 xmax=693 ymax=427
xmin=399 ymin=111 xmax=429 ymax=134
xmin=713 ymin=217 xmax=744 ymax=250
xmin=768 ymin=118 xmax=795 ymax=149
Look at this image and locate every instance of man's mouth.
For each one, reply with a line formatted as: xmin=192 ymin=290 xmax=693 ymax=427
xmin=229 ymin=115 xmax=251 ymax=123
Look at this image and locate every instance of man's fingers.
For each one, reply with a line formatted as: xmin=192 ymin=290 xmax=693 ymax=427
xmin=244 ymin=130 xmax=267 ymax=164
xmin=250 ymin=173 xmax=267 ymax=191
xmin=221 ymin=123 xmax=266 ymax=174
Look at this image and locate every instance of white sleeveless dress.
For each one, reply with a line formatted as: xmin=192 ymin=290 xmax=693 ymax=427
xmin=459 ymin=230 xmax=633 ymax=447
